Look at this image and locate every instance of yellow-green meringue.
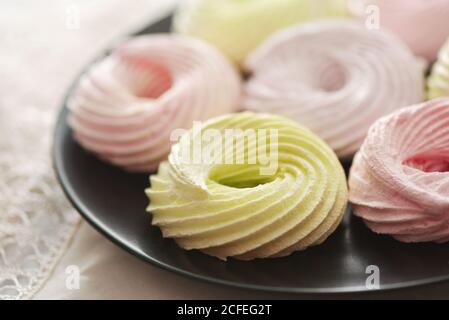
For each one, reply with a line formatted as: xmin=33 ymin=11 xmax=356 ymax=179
xmin=146 ymin=112 xmax=348 ymax=260
xmin=428 ymin=38 xmax=449 ymax=99
xmin=172 ymin=0 xmax=349 ymax=66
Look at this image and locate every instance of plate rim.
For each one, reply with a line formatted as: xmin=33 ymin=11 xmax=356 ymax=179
xmin=52 ymin=13 xmax=449 ymax=295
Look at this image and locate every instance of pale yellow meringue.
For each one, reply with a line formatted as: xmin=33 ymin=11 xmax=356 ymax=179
xmin=146 ymin=112 xmax=348 ymax=260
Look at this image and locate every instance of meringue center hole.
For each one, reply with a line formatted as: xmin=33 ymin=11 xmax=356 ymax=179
xmin=209 ymin=165 xmax=279 ymax=189
xmin=403 ymin=154 xmax=449 ymax=173
xmin=316 ymin=61 xmax=346 ymax=92
xmin=119 ymin=53 xmax=173 ymax=99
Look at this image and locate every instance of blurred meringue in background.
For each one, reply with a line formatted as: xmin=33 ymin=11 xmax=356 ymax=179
xmin=173 ymin=0 xmax=349 ymax=66
xmin=349 ymin=0 xmax=449 ymax=62
xmin=428 ymin=38 xmax=449 ymax=99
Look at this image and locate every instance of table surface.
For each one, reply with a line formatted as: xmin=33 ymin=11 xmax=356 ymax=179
xmin=34 ymin=221 xmax=449 ymax=299
xmin=2 ymin=0 xmax=448 ymax=300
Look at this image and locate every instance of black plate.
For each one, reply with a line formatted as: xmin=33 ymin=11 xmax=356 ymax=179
xmin=53 ymin=14 xmax=449 ymax=294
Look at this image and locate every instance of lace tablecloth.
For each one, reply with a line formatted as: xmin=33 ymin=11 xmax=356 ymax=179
xmin=2 ymin=0 xmax=449 ymax=300
xmin=0 ymin=0 xmax=176 ymax=299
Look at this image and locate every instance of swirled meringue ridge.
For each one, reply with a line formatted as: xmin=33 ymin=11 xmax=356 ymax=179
xmin=68 ymin=34 xmax=241 ymax=172
xmin=349 ymin=99 xmax=449 ymax=243
xmin=146 ymin=112 xmax=348 ymax=260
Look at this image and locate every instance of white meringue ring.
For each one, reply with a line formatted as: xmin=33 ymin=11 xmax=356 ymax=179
xmin=242 ymin=20 xmax=424 ymax=159
xmin=68 ymin=35 xmax=241 ymax=172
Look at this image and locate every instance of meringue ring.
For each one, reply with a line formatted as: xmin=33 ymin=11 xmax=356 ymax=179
xmin=428 ymin=38 xmax=449 ymax=99
xmin=349 ymin=98 xmax=449 ymax=243
xmin=173 ymin=0 xmax=348 ymax=66
xmin=242 ymin=20 xmax=424 ymax=159
xmin=146 ymin=112 xmax=348 ymax=260
xmin=349 ymin=0 xmax=449 ymax=62
xmin=68 ymin=34 xmax=241 ymax=172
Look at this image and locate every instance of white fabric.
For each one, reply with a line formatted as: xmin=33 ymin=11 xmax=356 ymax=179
xmin=0 ymin=0 xmax=175 ymax=300
xmin=2 ymin=0 xmax=449 ymax=300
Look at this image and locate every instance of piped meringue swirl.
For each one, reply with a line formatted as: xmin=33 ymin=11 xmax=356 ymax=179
xmin=349 ymin=99 xmax=449 ymax=243
xmin=349 ymin=0 xmax=449 ymax=62
xmin=146 ymin=112 xmax=348 ymax=260
xmin=173 ymin=0 xmax=348 ymax=65
xmin=428 ymin=38 xmax=449 ymax=99
xmin=242 ymin=20 xmax=424 ymax=158
xmin=68 ymin=35 xmax=241 ymax=172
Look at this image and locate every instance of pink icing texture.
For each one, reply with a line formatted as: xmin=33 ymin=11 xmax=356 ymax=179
xmin=350 ymin=0 xmax=449 ymax=62
xmin=349 ymin=98 xmax=449 ymax=243
xmin=68 ymin=35 xmax=241 ymax=172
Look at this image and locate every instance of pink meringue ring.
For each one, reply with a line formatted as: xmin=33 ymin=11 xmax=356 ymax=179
xmin=242 ymin=20 xmax=424 ymax=159
xmin=349 ymin=98 xmax=449 ymax=243
xmin=68 ymin=35 xmax=241 ymax=172
xmin=349 ymin=0 xmax=449 ymax=62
